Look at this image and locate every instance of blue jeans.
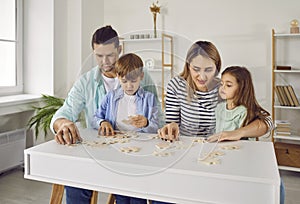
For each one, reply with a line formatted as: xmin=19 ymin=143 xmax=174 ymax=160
xmin=114 ymin=194 xmax=173 ymax=204
xmin=65 ymin=186 xmax=174 ymax=204
xmin=114 ymin=194 xmax=147 ymax=204
xmin=65 ymin=186 xmax=92 ymax=204
xmin=280 ymin=179 xmax=285 ymax=204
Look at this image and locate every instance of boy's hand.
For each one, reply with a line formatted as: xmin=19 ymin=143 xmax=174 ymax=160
xmin=129 ymin=115 xmax=148 ymax=128
xmin=99 ymin=121 xmax=115 ymax=136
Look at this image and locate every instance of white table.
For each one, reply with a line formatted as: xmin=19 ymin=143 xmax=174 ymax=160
xmin=24 ymin=128 xmax=280 ymax=204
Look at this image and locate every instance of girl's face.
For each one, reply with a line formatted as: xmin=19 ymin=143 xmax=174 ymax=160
xmin=189 ymin=55 xmax=218 ymax=92
xmin=118 ymin=73 xmax=144 ymax=95
xmin=219 ymin=73 xmax=239 ymax=101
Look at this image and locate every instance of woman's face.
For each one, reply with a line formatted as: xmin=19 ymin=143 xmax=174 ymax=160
xmin=189 ymin=55 xmax=218 ymax=92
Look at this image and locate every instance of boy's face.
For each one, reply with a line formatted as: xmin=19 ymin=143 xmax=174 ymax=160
xmin=118 ymin=73 xmax=144 ymax=95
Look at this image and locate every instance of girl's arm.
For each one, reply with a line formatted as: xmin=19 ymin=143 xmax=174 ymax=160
xmin=208 ymin=117 xmax=270 ymax=142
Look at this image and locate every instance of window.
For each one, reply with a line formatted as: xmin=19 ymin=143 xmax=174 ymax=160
xmin=0 ymin=0 xmax=22 ymax=96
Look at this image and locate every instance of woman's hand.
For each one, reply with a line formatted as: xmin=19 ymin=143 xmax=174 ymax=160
xmin=158 ymin=122 xmax=179 ymax=142
xmin=99 ymin=121 xmax=115 ymax=136
xmin=207 ymin=130 xmax=242 ymax=142
xmin=129 ymin=115 xmax=148 ymax=128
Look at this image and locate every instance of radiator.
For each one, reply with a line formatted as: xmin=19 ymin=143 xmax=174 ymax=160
xmin=0 ymin=128 xmax=26 ymax=173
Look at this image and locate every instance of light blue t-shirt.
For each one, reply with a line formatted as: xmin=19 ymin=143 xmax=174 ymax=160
xmin=215 ymin=101 xmax=247 ymax=133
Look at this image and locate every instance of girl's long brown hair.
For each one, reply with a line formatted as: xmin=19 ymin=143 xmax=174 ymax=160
xmin=222 ymin=66 xmax=270 ymax=127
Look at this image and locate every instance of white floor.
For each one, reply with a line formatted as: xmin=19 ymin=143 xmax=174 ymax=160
xmin=0 ymin=166 xmax=299 ymax=204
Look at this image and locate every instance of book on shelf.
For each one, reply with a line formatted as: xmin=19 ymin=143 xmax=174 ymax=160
xmin=276 ymin=86 xmax=289 ymax=105
xmin=283 ymin=86 xmax=295 ymax=106
xmin=274 ymin=86 xmax=284 ymax=105
xmin=275 ymin=131 xmax=291 ymax=136
xmin=276 ymin=126 xmax=291 ymax=132
xmin=275 ymin=120 xmax=291 ymax=127
xmin=275 ymin=85 xmax=299 ymax=106
xmin=287 ymin=85 xmax=300 ymax=106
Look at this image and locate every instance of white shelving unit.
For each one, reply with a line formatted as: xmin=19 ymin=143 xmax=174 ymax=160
xmin=121 ymin=34 xmax=174 ymax=109
xmin=271 ymin=29 xmax=300 ymax=171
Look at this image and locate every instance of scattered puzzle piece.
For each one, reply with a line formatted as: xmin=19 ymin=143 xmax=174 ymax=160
xmin=220 ymin=145 xmax=240 ymax=150
xmin=120 ymin=146 xmax=141 ymax=153
xmin=193 ymin=138 xmax=207 ymax=143
xmin=152 ymin=150 xmax=171 ymax=157
xmin=155 ymin=142 xmax=170 ymax=149
xmin=198 ymin=158 xmax=220 ymax=165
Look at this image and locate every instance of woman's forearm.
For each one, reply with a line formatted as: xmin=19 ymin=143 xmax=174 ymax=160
xmin=239 ymin=118 xmax=268 ymax=138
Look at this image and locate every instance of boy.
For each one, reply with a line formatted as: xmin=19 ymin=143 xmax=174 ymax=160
xmin=93 ymin=53 xmax=160 ymax=204
xmin=93 ymin=53 xmax=159 ymax=135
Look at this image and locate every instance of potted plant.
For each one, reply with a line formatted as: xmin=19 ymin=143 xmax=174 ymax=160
xmin=27 ymin=94 xmax=64 ymax=139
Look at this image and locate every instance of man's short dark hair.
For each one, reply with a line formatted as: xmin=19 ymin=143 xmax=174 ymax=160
xmin=91 ymin=25 xmax=119 ymax=49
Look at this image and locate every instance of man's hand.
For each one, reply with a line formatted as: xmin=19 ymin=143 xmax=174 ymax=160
xmin=129 ymin=115 xmax=148 ymax=128
xmin=158 ymin=122 xmax=179 ymax=142
xmin=53 ymin=118 xmax=82 ymax=145
xmin=99 ymin=121 xmax=115 ymax=136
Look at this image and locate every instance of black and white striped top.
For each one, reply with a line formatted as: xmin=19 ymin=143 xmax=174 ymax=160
xmin=165 ymin=76 xmax=220 ymax=137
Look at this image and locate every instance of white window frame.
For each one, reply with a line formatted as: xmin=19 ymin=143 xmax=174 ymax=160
xmin=0 ymin=0 xmax=23 ymax=96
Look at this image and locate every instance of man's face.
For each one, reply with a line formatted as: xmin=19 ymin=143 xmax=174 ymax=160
xmin=93 ymin=43 xmax=120 ymax=73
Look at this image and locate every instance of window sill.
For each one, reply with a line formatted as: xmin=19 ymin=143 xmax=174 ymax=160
xmin=0 ymin=94 xmax=42 ymax=116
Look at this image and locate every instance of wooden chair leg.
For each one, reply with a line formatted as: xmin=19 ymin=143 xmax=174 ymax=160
xmin=50 ymin=184 xmax=64 ymax=204
xmin=50 ymin=183 xmax=98 ymax=204
xmin=90 ymin=190 xmax=98 ymax=204
xmin=106 ymin=193 xmax=116 ymax=204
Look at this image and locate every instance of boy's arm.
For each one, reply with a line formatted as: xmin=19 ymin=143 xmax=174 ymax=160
xmin=139 ymin=94 xmax=159 ymax=133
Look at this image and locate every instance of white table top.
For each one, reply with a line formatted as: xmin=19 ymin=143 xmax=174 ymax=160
xmin=24 ymin=128 xmax=280 ymax=204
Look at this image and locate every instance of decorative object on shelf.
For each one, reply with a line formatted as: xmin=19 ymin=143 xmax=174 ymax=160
xmin=290 ymin=19 xmax=299 ymax=34
xmin=150 ymin=1 xmax=161 ymax=38
xmin=276 ymin=65 xmax=291 ymax=70
xmin=144 ymin=58 xmax=155 ymax=70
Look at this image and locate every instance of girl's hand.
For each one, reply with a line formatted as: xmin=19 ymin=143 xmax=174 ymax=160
xmin=129 ymin=115 xmax=148 ymax=128
xmin=158 ymin=122 xmax=179 ymax=142
xmin=99 ymin=121 xmax=115 ymax=136
xmin=207 ymin=130 xmax=242 ymax=142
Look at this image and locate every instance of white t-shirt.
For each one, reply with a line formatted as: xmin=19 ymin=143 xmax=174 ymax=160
xmin=102 ymin=74 xmax=119 ymax=92
xmin=116 ymin=93 xmax=137 ymax=131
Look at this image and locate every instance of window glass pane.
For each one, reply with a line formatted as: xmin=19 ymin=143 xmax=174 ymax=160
xmin=0 ymin=41 xmax=16 ymax=86
xmin=0 ymin=0 xmax=15 ymax=40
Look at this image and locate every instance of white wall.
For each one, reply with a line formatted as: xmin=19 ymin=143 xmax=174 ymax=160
xmin=103 ymin=0 xmax=300 ymax=111
xmin=24 ymin=0 xmax=104 ymax=98
xmin=23 ymin=0 xmax=54 ymax=95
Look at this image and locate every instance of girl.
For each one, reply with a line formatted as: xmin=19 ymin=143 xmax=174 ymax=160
xmin=214 ymin=66 xmax=270 ymax=139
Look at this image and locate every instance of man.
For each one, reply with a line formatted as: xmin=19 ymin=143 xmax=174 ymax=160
xmin=51 ymin=25 xmax=159 ymax=144
xmin=50 ymin=25 xmax=162 ymax=204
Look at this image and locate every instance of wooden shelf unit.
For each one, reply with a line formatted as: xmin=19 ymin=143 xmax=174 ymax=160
xmin=271 ymin=29 xmax=300 ymax=172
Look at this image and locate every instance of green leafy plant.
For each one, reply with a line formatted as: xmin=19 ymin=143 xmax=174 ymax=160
xmin=28 ymin=94 xmax=64 ymax=139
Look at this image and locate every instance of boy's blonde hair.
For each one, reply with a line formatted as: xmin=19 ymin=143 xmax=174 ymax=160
xmin=115 ymin=53 xmax=143 ymax=80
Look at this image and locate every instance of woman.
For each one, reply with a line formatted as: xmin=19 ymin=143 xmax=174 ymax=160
xmin=158 ymin=41 xmax=273 ymax=142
